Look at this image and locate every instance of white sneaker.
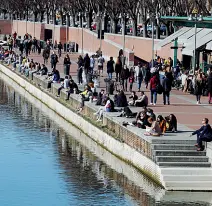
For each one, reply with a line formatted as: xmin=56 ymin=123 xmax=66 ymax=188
xmin=196 ymin=101 xmax=199 ymax=104
xmin=153 ymin=103 xmax=156 ymax=106
xmin=150 ymin=103 xmax=153 ymax=105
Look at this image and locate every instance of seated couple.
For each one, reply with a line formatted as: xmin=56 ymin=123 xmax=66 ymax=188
xmin=123 ymin=110 xmax=177 ymax=136
xmin=122 ymin=108 xmax=155 ymax=128
xmin=94 ymin=96 xmax=115 ymax=121
xmin=76 ymin=85 xmax=93 ymax=112
xmin=191 ymin=118 xmax=212 ymax=151
xmin=145 ymin=114 xmax=177 ymax=136
xmin=128 ymin=91 xmax=148 ymax=107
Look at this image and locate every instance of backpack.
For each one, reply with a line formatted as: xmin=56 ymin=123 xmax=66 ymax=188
xmin=137 ymin=67 xmax=143 ymax=78
xmin=110 ymin=99 xmax=115 ymax=111
xmin=98 ymin=57 xmax=104 ymax=66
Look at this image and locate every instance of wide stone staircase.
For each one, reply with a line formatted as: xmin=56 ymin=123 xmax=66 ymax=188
xmin=151 ymin=138 xmax=212 ymax=190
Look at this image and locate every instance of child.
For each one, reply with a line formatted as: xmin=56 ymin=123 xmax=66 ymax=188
xmin=129 ymin=68 xmax=135 ymax=92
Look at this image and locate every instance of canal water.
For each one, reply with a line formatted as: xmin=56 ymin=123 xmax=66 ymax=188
xmin=0 ymin=75 xmax=212 ymax=206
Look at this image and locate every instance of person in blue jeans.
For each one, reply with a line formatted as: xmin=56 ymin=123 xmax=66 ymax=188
xmin=107 ymin=57 xmax=115 ymax=79
xmin=191 ymin=118 xmax=212 ymax=151
xmin=162 ymin=72 xmax=172 ymax=105
xmin=149 ymin=73 xmax=159 ymax=105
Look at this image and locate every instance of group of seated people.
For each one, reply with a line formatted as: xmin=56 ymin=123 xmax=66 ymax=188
xmin=113 ymin=90 xmax=148 ymax=108
xmin=122 ymin=107 xmax=177 ymax=136
xmin=0 ymin=48 xmax=49 ymax=78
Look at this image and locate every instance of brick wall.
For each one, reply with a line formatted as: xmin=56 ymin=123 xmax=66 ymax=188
xmin=0 ymin=20 xmax=181 ymax=62
xmin=0 ymin=20 xmax=12 ymax=35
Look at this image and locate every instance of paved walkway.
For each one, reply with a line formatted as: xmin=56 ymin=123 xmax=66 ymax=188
xmin=24 ymin=51 xmax=212 ymax=131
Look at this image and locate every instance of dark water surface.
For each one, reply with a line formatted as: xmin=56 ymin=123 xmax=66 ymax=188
xmin=0 ymin=75 xmax=212 ymax=206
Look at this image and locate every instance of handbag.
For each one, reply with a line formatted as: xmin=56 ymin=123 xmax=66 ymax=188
xmin=156 ymin=84 xmax=163 ymax=94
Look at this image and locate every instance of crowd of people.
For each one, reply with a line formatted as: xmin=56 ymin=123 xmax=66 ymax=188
xmin=1 ymin=33 xmax=212 ymax=151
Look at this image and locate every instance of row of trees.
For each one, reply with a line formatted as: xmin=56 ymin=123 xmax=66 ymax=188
xmin=0 ymin=0 xmax=211 ymax=37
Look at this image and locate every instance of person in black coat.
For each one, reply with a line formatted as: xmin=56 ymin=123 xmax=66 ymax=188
xmin=162 ymin=72 xmax=172 ymax=105
xmin=191 ymin=118 xmax=212 ymax=151
xmin=115 ymin=56 xmax=122 ymax=82
xmin=107 ymin=57 xmax=115 ymax=79
xmin=194 ymin=74 xmax=203 ymax=104
xmin=84 ymin=53 xmax=90 ymax=75
xmin=120 ymin=65 xmax=130 ymax=91
xmin=115 ymin=90 xmax=128 ymax=107
xmin=207 ymin=68 xmax=212 ymax=104
xmin=77 ymin=55 xmax=84 ymax=85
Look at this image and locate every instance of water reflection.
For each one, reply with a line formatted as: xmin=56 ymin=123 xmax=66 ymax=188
xmin=0 ymin=74 xmax=212 ymax=206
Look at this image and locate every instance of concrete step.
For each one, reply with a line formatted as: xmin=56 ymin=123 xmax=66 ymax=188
xmin=161 ymin=168 xmax=212 ymax=175
xmin=154 ymin=150 xmax=206 ymax=157
xmin=152 ymin=144 xmax=196 ymax=151
xmin=158 ymin=162 xmax=211 ymax=167
xmin=163 ymin=175 xmax=212 ymax=181
xmin=156 ymin=156 xmax=209 ymax=162
xmin=151 ymin=139 xmax=196 ymax=145
xmin=165 ymin=181 xmax=212 ymax=191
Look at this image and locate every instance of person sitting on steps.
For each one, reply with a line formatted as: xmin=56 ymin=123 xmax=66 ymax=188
xmin=134 ymin=91 xmax=148 ymax=107
xmin=190 ymin=118 xmax=212 ymax=151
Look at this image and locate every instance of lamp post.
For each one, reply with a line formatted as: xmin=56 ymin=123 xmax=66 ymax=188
xmin=151 ymin=14 xmax=159 ymax=68
xmin=62 ymin=9 xmax=69 ymax=53
xmin=188 ymin=9 xmax=203 ymax=73
xmin=120 ymin=13 xmax=128 ymax=67
xmin=66 ymin=13 xmax=69 ymax=53
xmin=97 ymin=11 xmax=105 ymax=54
xmin=52 ymin=5 xmax=56 ymax=50
xmin=79 ymin=12 xmax=84 ymax=55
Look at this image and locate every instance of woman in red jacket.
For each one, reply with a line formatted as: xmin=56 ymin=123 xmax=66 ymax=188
xmin=150 ymin=73 xmax=159 ymax=105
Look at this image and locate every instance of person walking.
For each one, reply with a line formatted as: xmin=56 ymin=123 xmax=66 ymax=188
xmin=144 ymin=64 xmax=150 ymax=88
xmin=207 ymin=67 xmax=212 ymax=104
xmin=77 ymin=55 xmax=84 ymax=85
xmin=32 ymin=37 xmax=37 ymax=53
xmin=194 ymin=73 xmax=203 ymax=104
xmin=115 ymin=56 xmax=122 ymax=82
xmin=150 ymin=73 xmax=159 ymax=105
xmin=120 ymin=65 xmax=130 ymax=91
xmin=42 ymin=48 xmax=50 ymax=64
xmin=107 ymin=57 xmax=115 ymax=80
xmin=162 ymin=72 xmax=172 ymax=105
xmin=84 ymin=53 xmax=90 ymax=76
xmin=50 ymin=51 xmax=59 ymax=70
xmin=19 ymin=41 xmax=24 ymax=55
xmin=129 ymin=67 xmax=135 ymax=92
xmin=191 ymin=118 xmax=212 ymax=151
xmin=58 ymin=42 xmax=63 ymax=58
xmin=135 ymin=62 xmax=143 ymax=92
xmin=97 ymin=54 xmax=105 ymax=76
xmin=63 ymin=54 xmax=71 ymax=75
xmin=90 ymin=55 xmax=95 ymax=74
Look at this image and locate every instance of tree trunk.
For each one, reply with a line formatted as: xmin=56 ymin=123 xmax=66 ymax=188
xmin=143 ymin=22 xmax=147 ymax=38
xmin=46 ymin=12 xmax=50 ymax=24
xmin=40 ymin=11 xmax=44 ymax=22
xmin=66 ymin=15 xmax=70 ymax=26
xmin=26 ymin=9 xmax=28 ymax=21
xmin=112 ymin=18 xmax=118 ymax=34
xmin=104 ymin=15 xmax=108 ymax=33
xmin=86 ymin=11 xmax=92 ymax=30
xmin=53 ymin=11 xmax=56 ymax=25
xmin=71 ymin=14 xmax=76 ymax=27
xmin=132 ymin=18 xmax=137 ymax=36
xmin=79 ymin=15 xmax=82 ymax=28
xmin=59 ymin=11 xmax=63 ymax=25
xmin=156 ymin=25 xmax=160 ymax=39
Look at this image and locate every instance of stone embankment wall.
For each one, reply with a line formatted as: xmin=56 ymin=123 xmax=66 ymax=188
xmin=0 ymin=63 xmax=164 ymax=188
